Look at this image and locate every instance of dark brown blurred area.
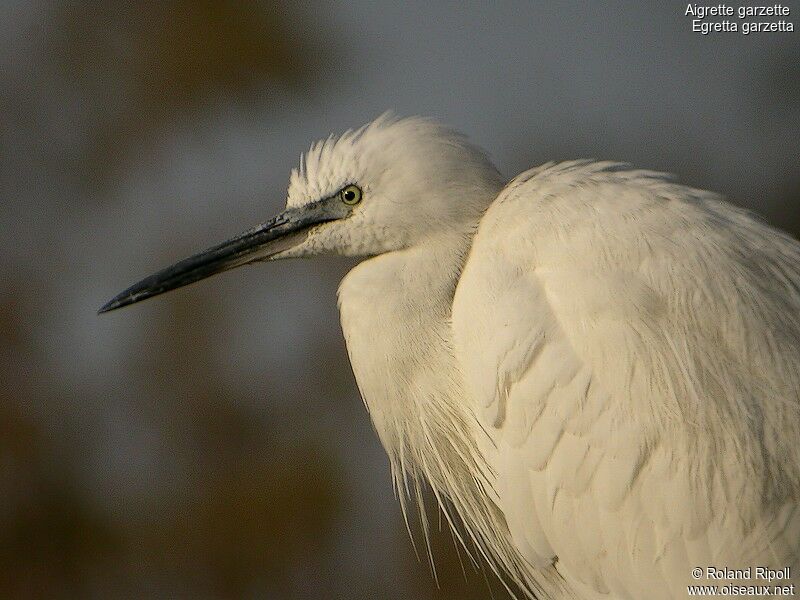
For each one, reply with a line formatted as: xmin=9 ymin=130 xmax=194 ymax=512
xmin=2 ymin=1 xmax=797 ymax=598
xmin=48 ymin=1 xmax=323 ymax=189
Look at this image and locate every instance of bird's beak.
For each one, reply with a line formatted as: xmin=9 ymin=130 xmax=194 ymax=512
xmin=98 ymin=199 xmax=346 ymax=314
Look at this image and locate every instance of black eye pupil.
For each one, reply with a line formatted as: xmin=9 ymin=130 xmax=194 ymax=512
xmin=344 ymin=190 xmax=355 ymax=200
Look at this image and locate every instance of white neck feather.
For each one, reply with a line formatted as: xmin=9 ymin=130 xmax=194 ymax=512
xmin=337 ymin=230 xmax=537 ymax=594
xmin=338 ymin=233 xmax=469 ymax=455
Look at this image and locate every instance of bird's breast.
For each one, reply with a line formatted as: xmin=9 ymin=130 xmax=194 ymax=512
xmin=337 ymin=252 xmax=462 ymax=453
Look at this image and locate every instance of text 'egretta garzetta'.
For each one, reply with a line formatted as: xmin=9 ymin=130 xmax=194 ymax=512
xmin=101 ymin=115 xmax=800 ymax=599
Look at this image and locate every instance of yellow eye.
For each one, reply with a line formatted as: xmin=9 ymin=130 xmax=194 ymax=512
xmin=340 ymin=185 xmax=362 ymax=206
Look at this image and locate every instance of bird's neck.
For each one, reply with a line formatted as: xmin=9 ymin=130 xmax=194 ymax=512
xmin=338 ymin=229 xmax=520 ymax=576
xmin=337 ymin=230 xmax=479 ymax=466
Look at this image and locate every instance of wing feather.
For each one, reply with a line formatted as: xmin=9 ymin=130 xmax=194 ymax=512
xmin=452 ymin=161 xmax=800 ymax=598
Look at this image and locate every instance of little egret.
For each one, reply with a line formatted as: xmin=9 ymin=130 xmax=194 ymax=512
xmin=101 ymin=115 xmax=800 ymax=599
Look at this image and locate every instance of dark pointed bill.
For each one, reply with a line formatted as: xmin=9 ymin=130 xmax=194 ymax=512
xmin=98 ymin=199 xmax=346 ymax=314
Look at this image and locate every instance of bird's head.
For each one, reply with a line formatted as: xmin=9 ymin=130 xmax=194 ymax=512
xmin=99 ymin=114 xmax=502 ymax=313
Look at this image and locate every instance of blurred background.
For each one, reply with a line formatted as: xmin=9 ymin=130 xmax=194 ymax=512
xmin=2 ymin=1 xmax=798 ymax=598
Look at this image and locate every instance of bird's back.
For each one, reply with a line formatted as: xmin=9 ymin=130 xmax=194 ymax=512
xmin=452 ymin=161 xmax=800 ymax=599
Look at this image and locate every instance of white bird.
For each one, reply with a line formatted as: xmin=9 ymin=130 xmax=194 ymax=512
xmin=100 ymin=114 xmax=800 ymax=599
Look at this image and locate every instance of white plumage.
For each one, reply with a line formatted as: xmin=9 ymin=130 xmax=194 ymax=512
xmin=104 ymin=114 xmax=800 ymax=599
xmin=300 ymin=116 xmax=800 ymax=598
xmin=452 ymin=160 xmax=800 ymax=598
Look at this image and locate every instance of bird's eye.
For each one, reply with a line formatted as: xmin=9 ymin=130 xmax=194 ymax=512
xmin=340 ymin=185 xmax=362 ymax=206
